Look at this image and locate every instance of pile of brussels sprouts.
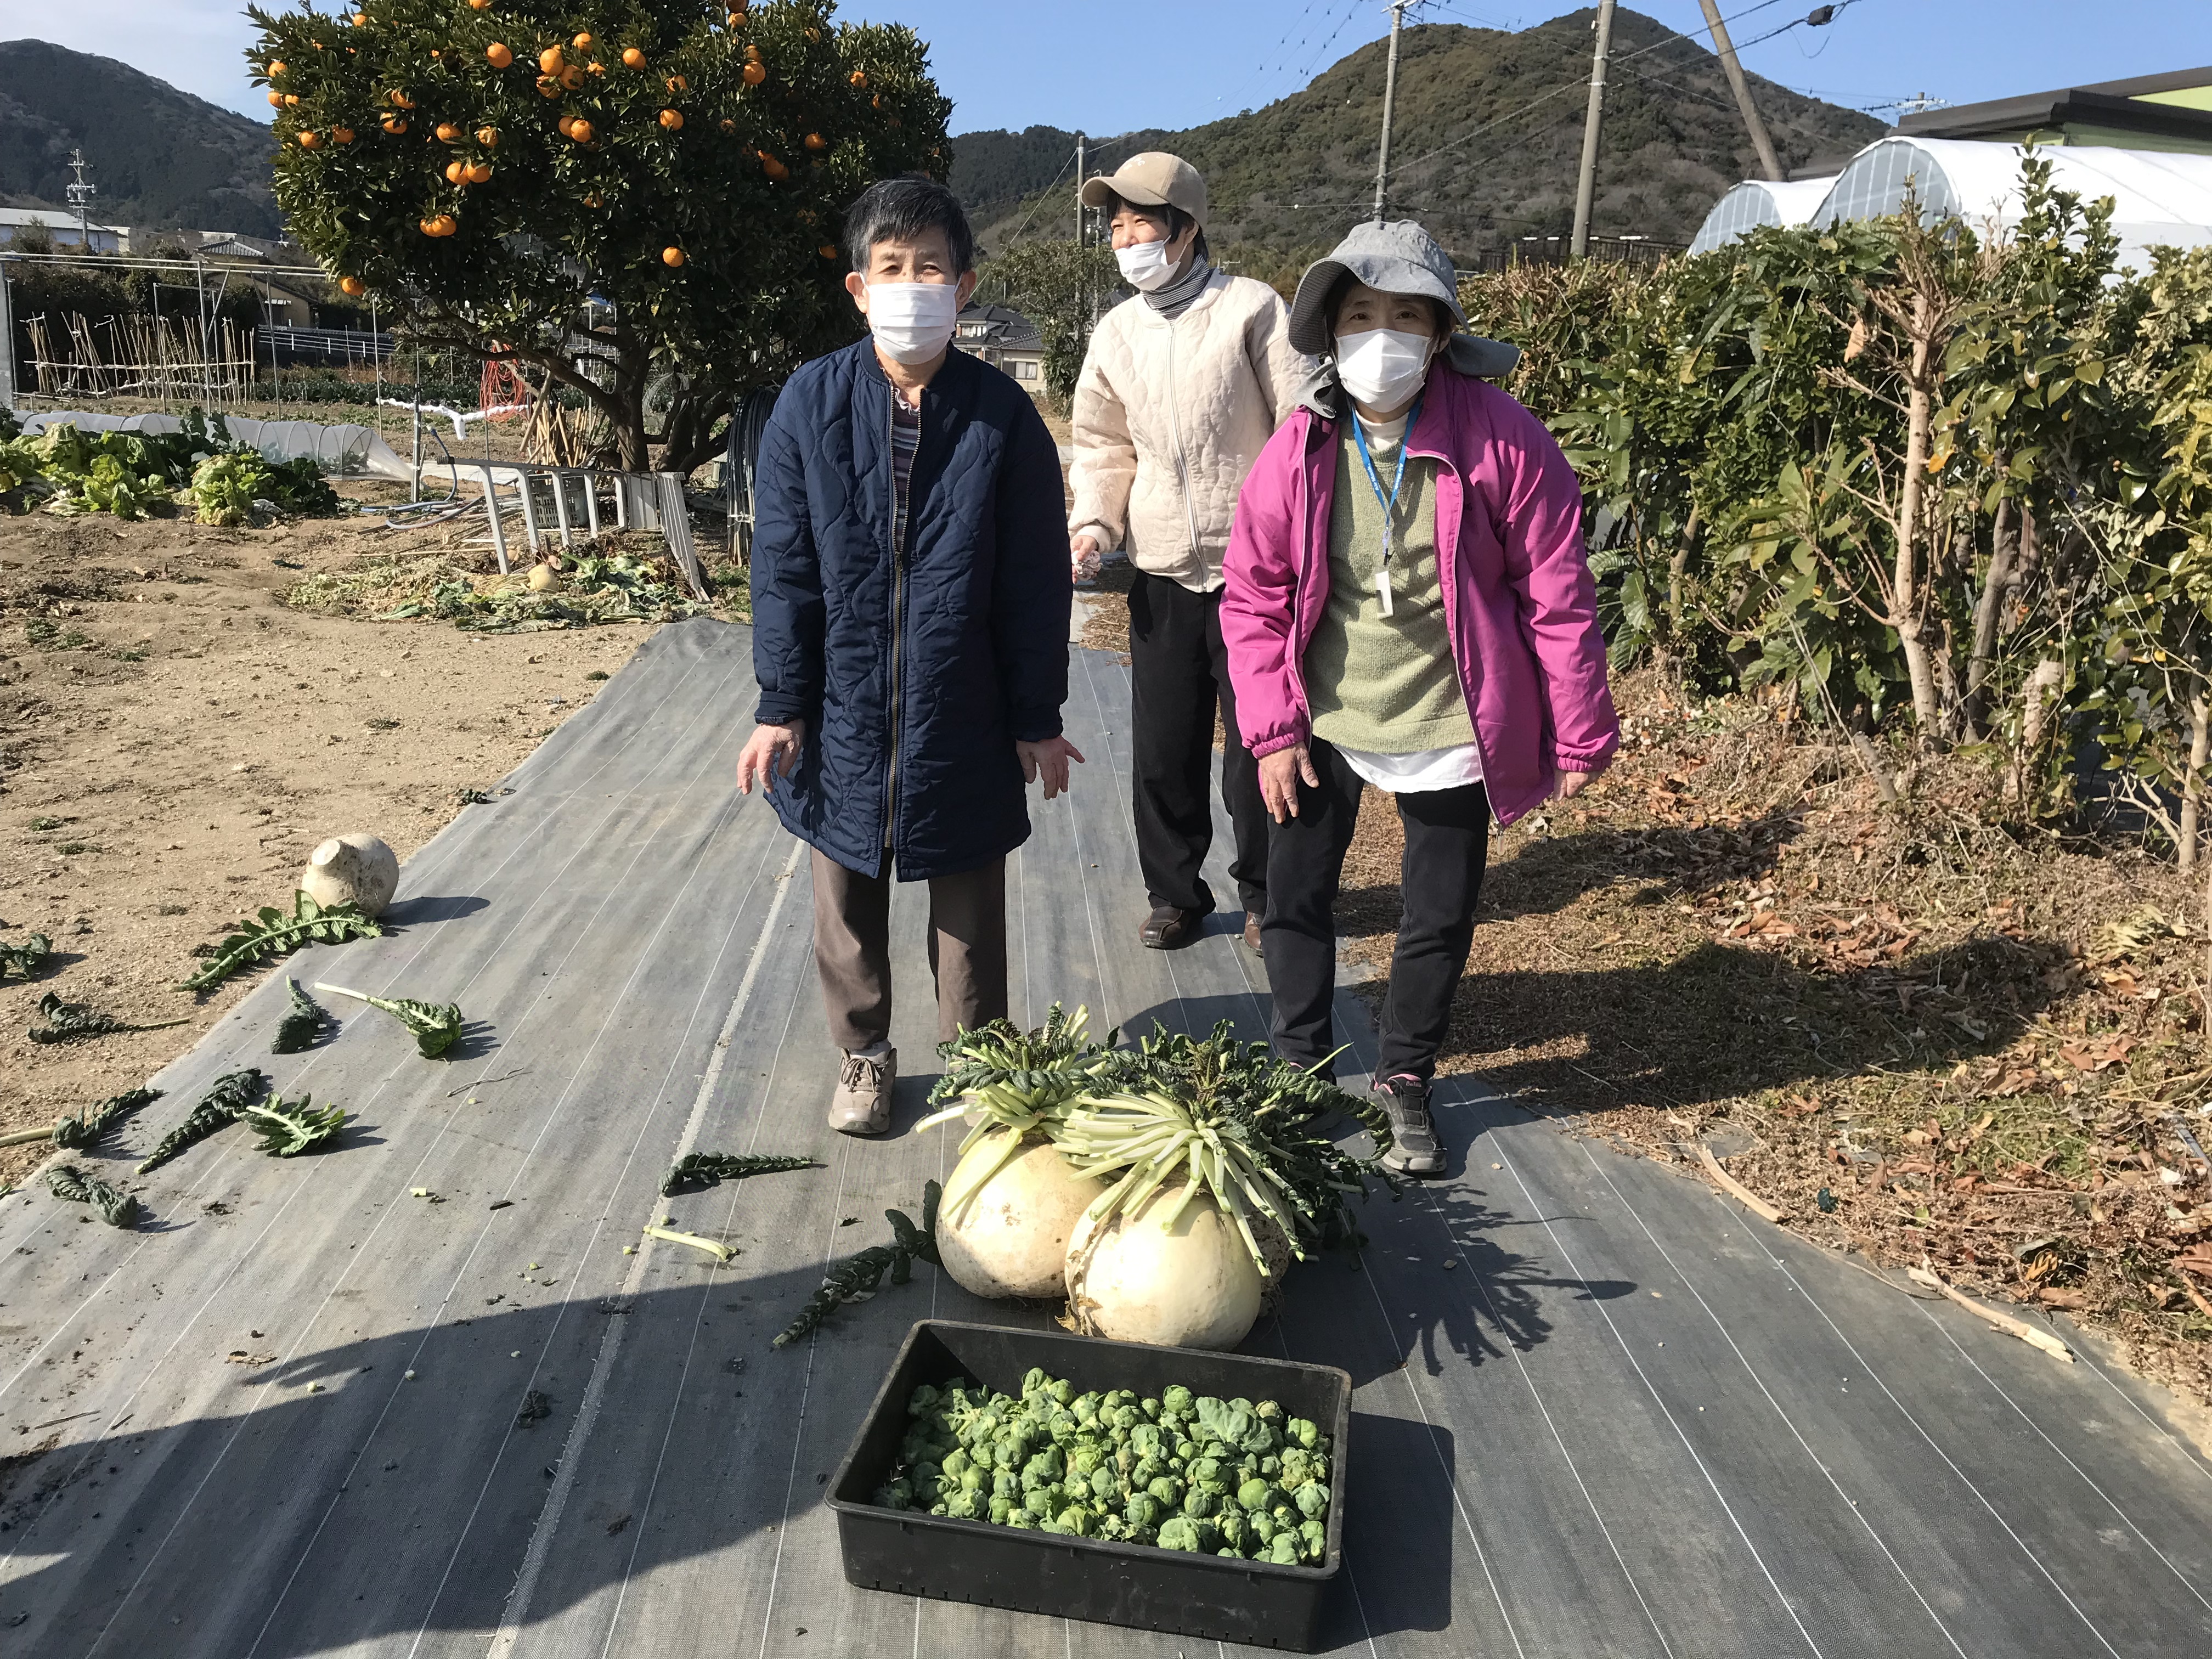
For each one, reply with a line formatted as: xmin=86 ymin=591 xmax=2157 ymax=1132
xmin=871 ymin=1366 xmax=1334 ymax=1564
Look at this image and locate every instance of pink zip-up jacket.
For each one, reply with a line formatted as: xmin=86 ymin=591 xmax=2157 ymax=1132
xmin=1220 ymin=354 xmax=1619 ymax=827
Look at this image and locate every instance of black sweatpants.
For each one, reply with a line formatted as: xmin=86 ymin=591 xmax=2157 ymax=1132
xmin=1261 ymin=737 xmax=1489 ymax=1082
xmin=1127 ymin=570 xmax=1269 ymax=919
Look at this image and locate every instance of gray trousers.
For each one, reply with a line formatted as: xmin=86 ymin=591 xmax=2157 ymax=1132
xmin=810 ymin=849 xmax=1008 ymax=1053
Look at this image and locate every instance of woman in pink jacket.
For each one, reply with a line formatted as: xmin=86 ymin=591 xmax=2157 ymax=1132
xmin=1221 ymin=220 xmax=1620 ymax=1177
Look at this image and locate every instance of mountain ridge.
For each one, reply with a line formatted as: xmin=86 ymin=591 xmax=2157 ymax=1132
xmin=950 ymin=9 xmax=1887 ymax=256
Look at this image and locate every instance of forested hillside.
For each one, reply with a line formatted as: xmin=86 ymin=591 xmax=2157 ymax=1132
xmin=952 ymin=8 xmax=1884 ymax=257
xmin=0 ymin=40 xmax=282 ymax=236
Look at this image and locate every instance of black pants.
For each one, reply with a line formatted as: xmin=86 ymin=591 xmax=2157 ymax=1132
xmin=1127 ymin=571 xmax=1269 ymax=918
xmin=1261 ymin=737 xmax=1489 ymax=1082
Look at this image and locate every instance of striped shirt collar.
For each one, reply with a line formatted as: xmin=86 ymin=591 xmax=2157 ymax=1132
xmin=1143 ymin=256 xmax=1216 ymax=320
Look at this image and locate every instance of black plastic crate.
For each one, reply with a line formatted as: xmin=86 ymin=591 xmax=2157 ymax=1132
xmin=827 ymin=1319 xmax=1352 ymax=1652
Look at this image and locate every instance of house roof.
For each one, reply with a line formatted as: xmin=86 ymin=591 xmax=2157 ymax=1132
xmin=957 ymin=301 xmax=1043 ymax=353
xmin=1898 ymin=67 xmax=2212 ymax=145
xmin=0 ymin=206 xmax=124 ymax=235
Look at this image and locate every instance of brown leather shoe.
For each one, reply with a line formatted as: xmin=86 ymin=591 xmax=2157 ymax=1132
xmin=829 ymin=1046 xmax=895 ymax=1136
xmin=1140 ymin=905 xmax=1204 ymax=950
xmin=1244 ymin=912 xmax=1265 ymax=955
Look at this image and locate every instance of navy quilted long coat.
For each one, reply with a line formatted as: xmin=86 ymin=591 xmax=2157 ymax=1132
xmin=751 ymin=339 xmax=1072 ymax=881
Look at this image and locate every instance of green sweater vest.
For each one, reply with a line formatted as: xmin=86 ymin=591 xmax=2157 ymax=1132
xmin=1305 ymin=417 xmax=1475 ymax=755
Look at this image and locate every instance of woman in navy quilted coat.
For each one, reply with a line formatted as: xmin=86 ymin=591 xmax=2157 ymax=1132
xmin=738 ymin=176 xmax=1082 ymax=1136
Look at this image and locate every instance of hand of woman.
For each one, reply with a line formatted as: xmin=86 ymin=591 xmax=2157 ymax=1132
xmin=1554 ymin=767 xmax=1594 ymax=802
xmin=1069 ymin=533 xmax=1102 ymax=584
xmin=1259 ymin=744 xmax=1319 ymax=823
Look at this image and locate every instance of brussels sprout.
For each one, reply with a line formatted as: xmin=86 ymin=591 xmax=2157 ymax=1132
xmin=1147 ymin=1474 xmax=1184 ymax=1509
xmin=992 ymin=1468 xmax=1019 ymax=1500
xmin=1032 ymin=1446 xmax=1065 ymax=1481
xmin=1163 ymin=1385 xmax=1194 ymax=1416
xmin=1090 ymin=1465 xmax=1118 ymax=1501
xmin=907 ymin=1383 xmax=943 ymax=1417
xmin=872 ymin=1482 xmax=910 ymax=1510
xmin=1237 ymin=1477 xmax=1272 ymax=1512
xmin=1295 ymin=1481 xmax=1330 ymax=1521
xmin=1193 ymin=1519 xmax=1222 ymax=1553
xmin=1096 ymin=1514 xmax=1129 ymax=1542
xmin=1073 ymin=1391 xmax=1102 ymax=1422
xmin=1218 ymin=1510 xmax=1251 ymax=1553
xmin=928 ymin=1502 xmax=950 ymax=1517
xmin=1309 ymin=1453 xmax=1331 ymax=1486
xmin=1020 ymin=1367 xmax=1049 ymax=1398
xmin=1109 ymin=1403 xmax=1142 ymax=1432
xmin=945 ymin=1489 xmax=984 ymax=1520
xmin=958 ymin=1466 xmax=985 ymax=1494
xmin=1250 ymin=1510 xmax=1279 ymax=1544
xmin=1132 ymin=1455 xmax=1165 ymax=1487
xmin=1286 ymin=1417 xmax=1321 ymax=1451
xmin=1259 ymin=1454 xmax=1282 ymax=1479
xmin=1130 ymin=1423 xmax=1162 ymax=1458
xmin=1299 ymin=1518 xmax=1327 ymax=1560
xmin=1068 ymin=1444 xmax=1104 ymax=1479
xmin=912 ymin=1461 xmax=943 ymax=1489
xmin=1158 ymin=1516 xmax=1202 ymax=1551
xmin=1255 ymin=1399 xmax=1282 ymax=1422
xmin=1049 ymin=1377 xmax=1075 ymax=1406
xmin=1265 ymin=1532 xmax=1301 ymax=1566
xmin=1023 ymin=1487 xmax=1054 ymax=1519
xmin=1278 ymin=1449 xmax=1312 ymax=1489
xmin=941 ymin=1448 xmax=970 ymax=1479
xmin=1174 ymin=1437 xmax=1198 ymax=1463
xmin=989 ymin=1495 xmax=1015 ymax=1524
xmin=1056 ymin=1505 xmax=1095 ymax=1537
xmin=1141 ymin=1397 xmax=1163 ymax=1420
xmin=1125 ymin=1492 xmax=1163 ymax=1529
xmin=1182 ymin=1487 xmax=1218 ymax=1520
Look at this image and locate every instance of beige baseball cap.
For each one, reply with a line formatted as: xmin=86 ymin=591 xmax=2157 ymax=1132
xmin=1079 ymin=152 xmax=1208 ymax=228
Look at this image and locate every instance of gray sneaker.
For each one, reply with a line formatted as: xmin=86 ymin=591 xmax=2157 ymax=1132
xmin=830 ymin=1046 xmax=896 ymax=1136
xmin=1375 ymin=1075 xmax=1444 ymax=1177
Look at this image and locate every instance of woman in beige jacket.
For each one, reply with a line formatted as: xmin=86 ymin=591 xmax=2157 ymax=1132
xmin=1069 ymin=152 xmax=1313 ymax=952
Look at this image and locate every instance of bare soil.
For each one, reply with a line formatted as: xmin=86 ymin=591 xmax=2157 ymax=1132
xmin=0 ymin=494 xmax=659 ymax=1187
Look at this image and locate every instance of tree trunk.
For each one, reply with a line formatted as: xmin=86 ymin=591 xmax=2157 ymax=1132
xmin=2013 ymin=656 xmax=2065 ymax=803
xmin=1893 ymin=291 xmax=1945 ymax=743
xmin=1664 ymin=504 xmax=1701 ymax=642
xmin=1964 ymin=488 xmax=2016 ymax=740
xmin=2183 ymin=696 xmax=2209 ymax=875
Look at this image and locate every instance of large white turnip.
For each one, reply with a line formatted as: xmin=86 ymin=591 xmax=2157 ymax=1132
xmin=935 ymin=1127 xmax=1104 ymax=1300
xmin=1064 ymin=1180 xmax=1264 ymax=1351
xmin=299 ymin=832 xmax=399 ymax=918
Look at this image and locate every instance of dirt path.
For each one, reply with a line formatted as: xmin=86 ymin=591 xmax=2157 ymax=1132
xmin=0 ymin=504 xmax=657 ymax=1182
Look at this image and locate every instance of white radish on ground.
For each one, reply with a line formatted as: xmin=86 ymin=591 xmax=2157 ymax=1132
xmin=300 ymin=832 xmax=399 ymax=917
xmin=1064 ymin=1180 xmax=1263 ymax=1351
xmin=936 ymin=1127 xmax=1104 ymax=1300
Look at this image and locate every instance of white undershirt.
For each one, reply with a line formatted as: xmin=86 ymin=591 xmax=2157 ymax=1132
xmin=1328 ymin=409 xmax=1484 ymax=794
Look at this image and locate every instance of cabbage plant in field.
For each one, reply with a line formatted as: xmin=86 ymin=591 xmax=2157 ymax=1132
xmin=250 ymin=0 xmax=950 ymax=473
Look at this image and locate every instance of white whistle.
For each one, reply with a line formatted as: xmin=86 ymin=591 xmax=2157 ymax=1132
xmin=1375 ymin=563 xmax=1395 ymax=618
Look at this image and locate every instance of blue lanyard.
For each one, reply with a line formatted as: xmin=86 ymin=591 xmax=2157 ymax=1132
xmin=1350 ymin=394 xmax=1423 ymax=565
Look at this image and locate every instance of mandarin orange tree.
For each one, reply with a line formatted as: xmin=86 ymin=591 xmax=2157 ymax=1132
xmin=249 ymin=0 xmax=949 ymax=471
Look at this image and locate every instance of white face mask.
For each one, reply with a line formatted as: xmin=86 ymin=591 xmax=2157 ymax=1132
xmin=1334 ymin=327 xmax=1435 ymax=411
xmin=1115 ymin=236 xmax=1178 ymax=292
xmin=863 ymin=280 xmax=961 ymax=365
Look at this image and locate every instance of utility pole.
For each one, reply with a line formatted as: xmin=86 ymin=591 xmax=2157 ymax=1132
xmin=1570 ymin=0 xmax=1617 ymax=259
xmin=1370 ymin=0 xmax=1410 ymax=222
xmin=1697 ymin=0 xmax=1784 ymax=182
xmin=64 ymin=149 xmax=97 ymax=253
xmin=1074 ymin=131 xmax=1086 ymax=245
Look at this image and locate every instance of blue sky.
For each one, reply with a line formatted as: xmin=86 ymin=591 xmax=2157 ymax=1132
xmin=22 ymin=0 xmax=2208 ymax=134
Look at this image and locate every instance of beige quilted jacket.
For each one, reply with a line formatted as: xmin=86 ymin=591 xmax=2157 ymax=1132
xmin=1068 ymin=272 xmax=1314 ymax=592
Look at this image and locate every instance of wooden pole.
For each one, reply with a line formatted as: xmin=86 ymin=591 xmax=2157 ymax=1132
xmin=1571 ymin=0 xmax=1618 ymax=258
xmin=1371 ymin=0 xmax=1410 ymax=221
xmin=1698 ymin=0 xmax=1785 ymax=183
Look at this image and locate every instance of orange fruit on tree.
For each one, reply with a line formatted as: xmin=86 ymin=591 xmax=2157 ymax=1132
xmin=267 ymin=60 xmax=287 ymax=75
xmin=475 ymin=125 xmax=499 ymax=146
xmin=469 ymin=0 xmax=491 ymax=8
xmin=759 ymin=151 xmax=788 ymax=179
xmin=445 ymin=159 xmax=466 ymax=182
xmin=340 ymin=276 xmax=365 ymax=297
xmin=663 ymin=246 xmax=685 ymax=267
xmin=571 ymin=31 xmax=592 ymax=48
xmin=430 ymin=48 xmax=441 ymax=58
xmin=466 ymin=161 xmax=492 ymax=184
xmin=588 ymin=62 xmax=604 ymax=75
xmin=819 ymin=244 xmax=837 ymax=258
xmin=742 ymin=60 xmax=766 ymax=85
xmin=556 ymin=114 xmax=575 ymax=136
xmin=871 ymin=93 xmax=882 ymax=108
xmin=486 ymin=42 xmax=513 ymax=67
xmin=558 ymin=64 xmax=584 ymax=89
xmin=744 ymin=42 xmax=761 ymax=59
xmin=435 ymin=121 xmax=461 ymax=140
xmin=659 ymin=108 xmax=683 ymax=130
xmin=665 ymin=74 xmax=686 ymax=92
xmin=382 ymin=115 xmax=409 ymax=133
xmin=298 ymin=130 xmax=321 ymax=148
xmin=535 ymin=76 xmax=558 ymax=97
xmin=332 ymin=126 xmax=355 ymax=143
xmin=538 ymin=44 xmax=563 ymax=74
xmin=805 ymin=26 xmax=820 ymax=41
xmin=804 ymin=132 xmax=826 ymax=150
xmin=849 ymin=69 xmax=867 ymax=87
xmin=389 ymin=89 xmax=413 ymax=108
xmin=584 ymin=192 xmax=602 ymax=207
xmin=353 ymin=10 xmax=366 ymax=21
xmin=568 ymin=118 xmax=594 ymax=143
xmin=622 ymin=46 xmax=645 ymax=68
xmin=719 ymin=117 xmax=735 ymax=132
xmin=267 ymin=90 xmax=284 ymax=107
xmin=284 ymin=93 xmax=300 ymax=106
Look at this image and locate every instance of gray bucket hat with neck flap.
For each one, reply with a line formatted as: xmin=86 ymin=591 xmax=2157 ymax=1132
xmin=1288 ymin=218 xmax=1520 ymax=381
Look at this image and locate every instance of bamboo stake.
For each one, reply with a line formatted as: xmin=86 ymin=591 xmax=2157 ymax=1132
xmin=1906 ymin=1265 xmax=2074 ymax=1362
xmin=1696 ymin=1142 xmax=1787 ymax=1223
